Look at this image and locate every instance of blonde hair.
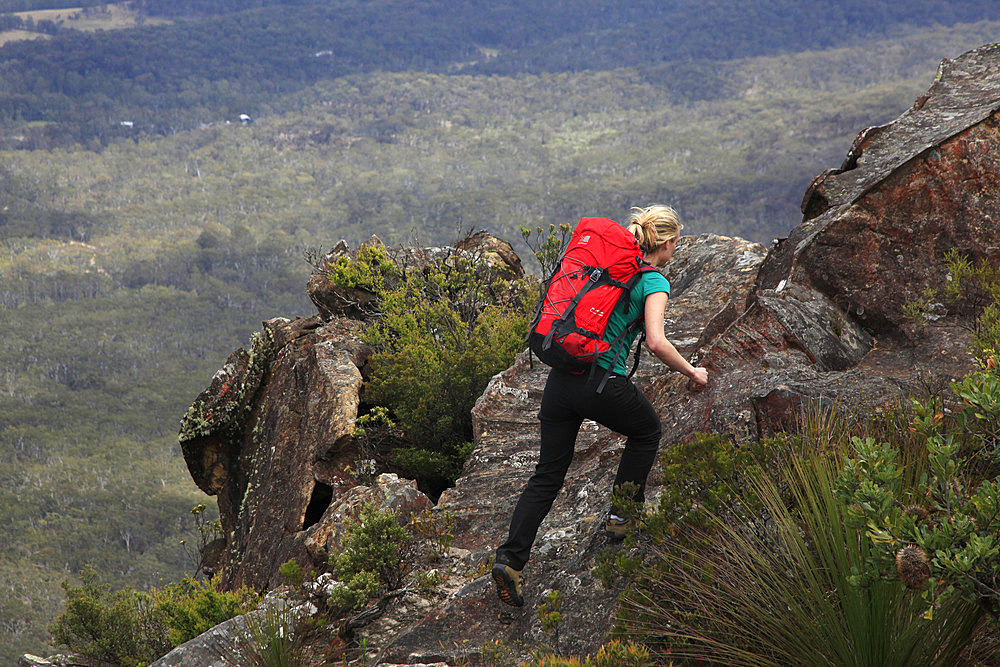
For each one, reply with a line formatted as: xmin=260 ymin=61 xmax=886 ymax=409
xmin=627 ymin=205 xmax=682 ymax=254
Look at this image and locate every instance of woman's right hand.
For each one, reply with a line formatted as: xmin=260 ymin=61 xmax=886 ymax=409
xmin=687 ymin=367 xmax=708 ymax=387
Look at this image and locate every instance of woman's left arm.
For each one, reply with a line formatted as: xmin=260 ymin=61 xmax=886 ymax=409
xmin=644 ymin=292 xmax=708 ymax=386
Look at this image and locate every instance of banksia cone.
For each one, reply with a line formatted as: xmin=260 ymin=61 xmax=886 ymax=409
xmin=904 ymin=505 xmax=930 ymax=522
xmin=896 ymin=545 xmax=931 ymax=589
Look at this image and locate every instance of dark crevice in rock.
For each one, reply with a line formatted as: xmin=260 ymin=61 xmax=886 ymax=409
xmin=302 ymin=480 xmax=333 ymax=530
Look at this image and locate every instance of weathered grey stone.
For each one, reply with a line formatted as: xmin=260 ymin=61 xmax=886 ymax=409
xmin=19 ymin=656 xmax=53 ymax=667
xmin=179 ymin=315 xmax=375 ymax=592
xmin=150 ymin=597 xmax=312 ymax=667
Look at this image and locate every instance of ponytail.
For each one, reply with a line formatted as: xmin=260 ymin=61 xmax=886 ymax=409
xmin=627 ymin=205 xmax=682 ymax=254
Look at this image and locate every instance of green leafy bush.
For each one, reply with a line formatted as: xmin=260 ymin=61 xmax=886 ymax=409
xmin=328 ymin=503 xmax=412 ymax=612
xmin=152 ymin=576 xmax=260 ymax=646
xmin=594 ymin=434 xmax=784 ymax=589
xmin=322 ymin=243 xmax=401 ymax=294
xmin=278 ymin=560 xmax=304 ymax=588
xmin=49 ymin=566 xmax=171 ymax=667
xmin=835 ymin=249 xmax=1000 ymax=621
xmin=329 ymin=238 xmax=533 ymax=495
xmin=651 ymin=432 xmax=775 ymax=533
xmin=619 ymin=450 xmax=982 ymax=666
xmin=50 ymin=567 xmax=259 ymax=666
xmin=836 ymin=369 xmax=1000 ymax=620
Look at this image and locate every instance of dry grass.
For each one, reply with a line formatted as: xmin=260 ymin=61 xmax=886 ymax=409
xmin=0 ymin=29 xmax=49 ymax=46
xmin=0 ymin=3 xmax=169 ymax=46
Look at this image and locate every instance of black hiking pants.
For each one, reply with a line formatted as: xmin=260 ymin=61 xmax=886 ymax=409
xmin=495 ymin=367 xmax=662 ymax=571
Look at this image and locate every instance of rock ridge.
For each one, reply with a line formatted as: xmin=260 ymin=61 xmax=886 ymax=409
xmin=156 ymin=41 xmax=1000 ymax=666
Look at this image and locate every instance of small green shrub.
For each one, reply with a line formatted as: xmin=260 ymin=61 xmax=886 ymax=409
xmin=182 ymin=502 xmax=225 ymax=574
xmin=50 ymin=567 xmax=259 ymax=666
xmin=414 ymin=568 xmax=448 ymax=592
xmin=152 ymin=576 xmax=259 ymax=646
xmin=479 ymin=639 xmax=520 ymax=666
xmin=49 ymin=566 xmax=170 ymax=667
xmin=942 ymin=249 xmax=1000 ymax=358
xmin=537 ymin=589 xmax=564 ymax=637
xmin=278 ymin=560 xmax=304 ymax=587
xmin=328 ymin=503 xmax=412 ymax=611
xmin=901 ymin=286 xmax=939 ymax=331
xmin=594 ymin=434 xmax=784 ymax=591
xmin=836 ymin=368 xmax=1000 ymax=619
xmin=520 ymin=223 xmax=573 ymax=278
xmin=649 ymin=432 xmax=777 ymax=534
xmin=410 ymin=507 xmax=457 ymax=558
xmin=322 ymin=243 xmax=400 ymax=293
xmin=326 ymin=236 xmax=533 ymax=496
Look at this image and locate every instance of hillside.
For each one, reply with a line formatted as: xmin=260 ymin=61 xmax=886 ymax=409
xmin=2 ymin=0 xmax=1000 ymax=149
xmin=1 ymin=1 xmax=1000 ymax=661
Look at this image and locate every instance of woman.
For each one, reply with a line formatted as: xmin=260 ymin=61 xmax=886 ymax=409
xmin=492 ymin=204 xmax=709 ymax=607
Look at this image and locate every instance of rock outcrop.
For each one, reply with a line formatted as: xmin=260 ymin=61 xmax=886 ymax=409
xmin=653 ymin=43 xmax=1000 ymax=447
xmin=167 ymin=43 xmax=1000 ymax=666
xmin=177 ymin=232 xmax=524 ymax=593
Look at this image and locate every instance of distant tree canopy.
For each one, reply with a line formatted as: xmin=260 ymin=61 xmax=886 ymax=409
xmin=0 ymin=0 xmax=105 ymax=10
xmin=131 ymin=0 xmax=326 ymax=17
xmin=2 ymin=0 xmax=1000 ymax=148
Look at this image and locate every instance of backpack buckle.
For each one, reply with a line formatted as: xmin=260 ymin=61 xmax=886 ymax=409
xmin=589 ymin=268 xmax=603 ymax=282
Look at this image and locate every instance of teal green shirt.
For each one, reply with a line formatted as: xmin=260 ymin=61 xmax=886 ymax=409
xmin=596 ymin=271 xmax=671 ymax=374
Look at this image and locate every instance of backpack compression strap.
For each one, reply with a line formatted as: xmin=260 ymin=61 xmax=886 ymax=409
xmin=593 ymin=313 xmax=646 ymax=394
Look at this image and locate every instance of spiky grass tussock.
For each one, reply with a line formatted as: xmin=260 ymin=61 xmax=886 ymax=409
xmin=896 ymin=545 xmax=931 ymax=589
xmin=617 ymin=453 xmax=982 ymax=667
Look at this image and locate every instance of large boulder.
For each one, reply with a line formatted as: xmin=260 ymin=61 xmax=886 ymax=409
xmin=178 ymin=314 xmax=390 ymax=591
xmin=654 ymin=43 xmax=1000 ymax=445
xmin=178 ymin=232 xmax=521 ymax=593
xmin=765 ymin=43 xmax=1000 ymax=337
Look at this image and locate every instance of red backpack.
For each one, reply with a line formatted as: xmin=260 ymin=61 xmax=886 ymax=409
xmin=528 ymin=217 xmax=657 ymax=391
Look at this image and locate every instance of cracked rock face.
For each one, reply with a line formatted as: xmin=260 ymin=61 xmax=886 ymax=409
xmin=178 ymin=315 xmax=382 ymax=591
xmin=659 ymin=43 xmax=1000 ymax=449
xmin=172 ymin=43 xmax=1000 ymax=665
xmin=177 ymin=232 xmax=523 ymax=594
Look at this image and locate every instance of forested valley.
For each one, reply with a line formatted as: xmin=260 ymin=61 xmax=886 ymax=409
xmin=2 ymin=0 xmax=1000 ymax=661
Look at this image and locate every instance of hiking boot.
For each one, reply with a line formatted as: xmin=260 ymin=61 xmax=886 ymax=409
xmin=492 ymin=563 xmax=524 ymax=607
xmin=605 ymin=516 xmax=633 ymax=540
